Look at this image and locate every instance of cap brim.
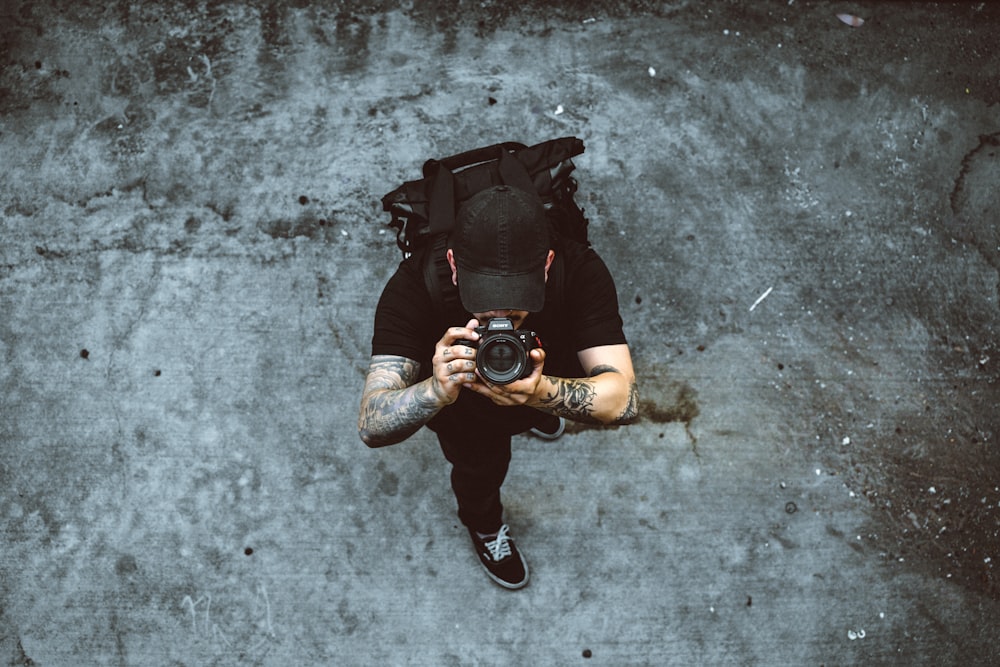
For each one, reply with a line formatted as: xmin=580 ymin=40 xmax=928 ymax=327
xmin=456 ymin=266 xmax=547 ymax=313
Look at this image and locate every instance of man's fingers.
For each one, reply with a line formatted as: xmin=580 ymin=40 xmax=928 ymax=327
xmin=441 ymin=349 xmax=462 ymax=362
xmin=445 ymin=324 xmax=479 ymax=343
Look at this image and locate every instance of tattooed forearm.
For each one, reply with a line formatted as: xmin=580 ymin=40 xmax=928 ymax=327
xmin=537 ymin=377 xmax=603 ymax=424
xmin=366 ymin=357 xmax=420 ymax=391
xmin=536 ymin=364 xmax=639 ymax=426
xmin=359 ymin=356 xmax=443 ymax=448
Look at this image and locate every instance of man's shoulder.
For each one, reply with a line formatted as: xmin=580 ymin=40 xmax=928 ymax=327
xmin=557 ymin=239 xmax=615 ymax=284
xmin=557 ymin=237 xmax=593 ymax=260
xmin=373 ymin=251 xmax=441 ymax=362
xmin=382 ymin=250 xmax=431 ymax=294
xmin=376 ymin=252 xmax=436 ymax=323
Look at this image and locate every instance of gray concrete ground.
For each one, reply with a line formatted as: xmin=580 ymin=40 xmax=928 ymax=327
xmin=2 ymin=1 xmax=999 ymax=664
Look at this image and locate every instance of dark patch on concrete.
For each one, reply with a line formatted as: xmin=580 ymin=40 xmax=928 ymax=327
xmin=316 ymin=272 xmax=330 ymax=302
xmin=102 ymin=54 xmax=151 ymax=101
xmin=260 ymin=3 xmax=292 ymax=52
xmin=376 ymin=460 xmax=399 ymax=497
xmin=115 ymin=554 xmax=139 ymax=577
xmin=5 ymin=491 xmax=61 ymax=543
xmin=151 ymin=37 xmax=201 ymax=96
xmin=639 ymin=382 xmax=700 ymax=426
xmin=333 ymin=12 xmax=372 ymax=72
xmin=638 ymin=382 xmax=701 ymax=455
xmin=206 ymin=201 xmax=235 ymax=222
xmin=4 ymin=197 xmax=39 ymax=217
xmin=824 ymin=372 xmax=1000 ymax=600
xmin=337 ymin=598 xmax=361 ymax=636
xmin=34 ymin=246 xmax=68 ymax=259
xmin=768 ymin=529 xmax=797 ymax=551
xmin=950 ymin=132 xmax=1000 ymax=275
xmin=261 ymin=214 xmax=337 ymax=240
xmin=13 ymin=637 xmax=35 ymax=666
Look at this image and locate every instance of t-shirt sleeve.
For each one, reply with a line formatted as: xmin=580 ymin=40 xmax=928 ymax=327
xmin=565 ymin=247 xmax=627 ymax=351
xmin=370 ymin=259 xmax=434 ymax=362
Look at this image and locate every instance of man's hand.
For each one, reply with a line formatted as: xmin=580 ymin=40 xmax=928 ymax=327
xmin=431 ymin=318 xmax=481 ymax=405
xmin=463 ymin=345 xmax=547 ymax=406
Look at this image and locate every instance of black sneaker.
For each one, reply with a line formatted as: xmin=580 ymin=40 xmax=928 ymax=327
xmin=468 ymin=524 xmax=529 ymax=590
xmin=529 ymin=415 xmax=565 ymax=441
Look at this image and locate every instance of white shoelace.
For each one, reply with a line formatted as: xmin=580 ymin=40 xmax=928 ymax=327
xmin=482 ymin=525 xmax=513 ymax=562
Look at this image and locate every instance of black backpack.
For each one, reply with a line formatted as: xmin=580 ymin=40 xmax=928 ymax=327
xmin=380 ymin=136 xmax=589 ymax=315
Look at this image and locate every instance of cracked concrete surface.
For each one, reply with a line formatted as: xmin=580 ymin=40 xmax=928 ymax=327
xmin=2 ymin=1 xmax=999 ymax=665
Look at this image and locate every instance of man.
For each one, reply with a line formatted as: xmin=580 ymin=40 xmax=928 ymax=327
xmin=359 ymin=184 xmax=638 ymax=589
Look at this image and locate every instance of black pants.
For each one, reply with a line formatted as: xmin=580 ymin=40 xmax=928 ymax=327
xmin=427 ymin=390 xmax=544 ymax=533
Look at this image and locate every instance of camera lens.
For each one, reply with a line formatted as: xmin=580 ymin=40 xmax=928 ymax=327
xmin=483 ymin=341 xmax=517 ymax=373
xmin=478 ymin=335 xmax=526 ymax=385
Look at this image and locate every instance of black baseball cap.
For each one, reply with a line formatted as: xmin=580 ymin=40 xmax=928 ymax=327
xmin=450 ymin=185 xmax=550 ymax=313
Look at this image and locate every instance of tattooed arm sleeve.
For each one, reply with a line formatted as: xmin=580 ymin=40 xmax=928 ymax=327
xmin=532 ymin=345 xmax=640 ymax=426
xmin=358 ymin=355 xmax=445 ymax=448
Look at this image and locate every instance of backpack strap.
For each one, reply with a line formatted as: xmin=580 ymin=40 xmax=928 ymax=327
xmin=422 ymin=235 xmax=461 ymax=316
xmin=424 ymin=141 xmax=528 ymax=176
xmin=546 ymin=247 xmax=567 ymax=318
xmin=425 ymin=162 xmax=455 ymax=235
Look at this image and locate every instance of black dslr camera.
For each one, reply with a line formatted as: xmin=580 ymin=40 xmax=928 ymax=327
xmin=460 ymin=317 xmax=542 ymax=385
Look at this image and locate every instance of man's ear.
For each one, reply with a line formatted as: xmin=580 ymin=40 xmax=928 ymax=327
xmin=543 ymin=249 xmax=556 ymax=282
xmin=446 ymin=248 xmax=458 ymax=286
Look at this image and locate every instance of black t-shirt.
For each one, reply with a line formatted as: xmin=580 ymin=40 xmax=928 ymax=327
xmin=369 ymin=239 xmax=627 ymax=434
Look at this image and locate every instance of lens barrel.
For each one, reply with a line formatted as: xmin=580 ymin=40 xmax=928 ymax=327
xmin=478 ymin=333 xmax=529 ymax=385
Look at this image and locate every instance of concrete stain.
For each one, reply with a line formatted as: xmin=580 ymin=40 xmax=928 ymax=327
xmin=376 ymin=460 xmax=399 ymax=497
xmin=260 ymin=3 xmax=291 ymax=52
xmin=115 ymin=553 xmax=139 ymax=577
xmin=640 ymin=382 xmax=700 ymax=426
xmin=950 ymin=131 xmax=1000 ymax=273
xmin=332 ymin=12 xmax=372 ymax=73
xmin=261 ymin=214 xmax=337 ymax=240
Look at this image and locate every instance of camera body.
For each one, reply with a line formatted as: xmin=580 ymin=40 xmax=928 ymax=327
xmin=459 ymin=317 xmax=542 ymax=385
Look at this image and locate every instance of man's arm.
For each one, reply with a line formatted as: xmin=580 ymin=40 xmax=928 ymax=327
xmin=466 ymin=343 xmax=639 ymax=426
xmin=358 ymin=356 xmax=441 ymax=448
xmin=532 ymin=344 xmax=639 ymax=425
xmin=358 ymin=321 xmax=481 ymax=448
